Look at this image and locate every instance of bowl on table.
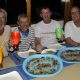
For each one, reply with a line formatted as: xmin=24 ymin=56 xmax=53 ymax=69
xmin=57 ymin=47 xmax=80 ymax=63
xmin=22 ymin=54 xmax=63 ymax=77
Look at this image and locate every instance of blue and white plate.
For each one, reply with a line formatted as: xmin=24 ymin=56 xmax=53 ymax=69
xmin=22 ymin=54 xmax=63 ymax=77
xmin=57 ymin=47 xmax=80 ymax=63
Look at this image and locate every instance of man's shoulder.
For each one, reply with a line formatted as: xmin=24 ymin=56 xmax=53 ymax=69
xmin=51 ymin=20 xmax=60 ymax=24
xmin=5 ymin=25 xmax=11 ymax=30
xmin=66 ymin=21 xmax=73 ymax=25
xmin=36 ymin=20 xmax=43 ymax=25
xmin=65 ymin=21 xmax=74 ymax=29
xmin=35 ymin=21 xmax=43 ymax=30
xmin=50 ymin=20 xmax=61 ymax=28
xmin=5 ymin=25 xmax=11 ymax=28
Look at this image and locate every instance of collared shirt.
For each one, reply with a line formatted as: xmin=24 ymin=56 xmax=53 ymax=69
xmin=13 ymin=26 xmax=35 ymax=51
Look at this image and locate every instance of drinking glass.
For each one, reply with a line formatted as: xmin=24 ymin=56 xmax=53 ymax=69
xmin=55 ymin=27 xmax=63 ymax=40
xmin=11 ymin=32 xmax=20 ymax=50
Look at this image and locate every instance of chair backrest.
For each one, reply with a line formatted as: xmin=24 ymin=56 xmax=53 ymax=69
xmin=11 ymin=27 xmax=17 ymax=31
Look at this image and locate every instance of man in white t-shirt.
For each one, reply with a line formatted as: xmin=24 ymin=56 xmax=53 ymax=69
xmin=64 ymin=6 xmax=80 ymax=46
xmin=35 ymin=7 xmax=63 ymax=52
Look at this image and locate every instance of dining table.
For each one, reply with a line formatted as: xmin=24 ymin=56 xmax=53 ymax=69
xmin=0 ymin=52 xmax=34 ymax=80
xmin=0 ymin=44 xmax=80 ymax=80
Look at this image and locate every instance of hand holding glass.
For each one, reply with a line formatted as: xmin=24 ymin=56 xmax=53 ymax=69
xmin=11 ymin=32 xmax=20 ymax=50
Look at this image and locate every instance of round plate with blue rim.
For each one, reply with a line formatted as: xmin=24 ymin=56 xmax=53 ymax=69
xmin=22 ymin=54 xmax=63 ymax=77
xmin=57 ymin=47 xmax=80 ymax=63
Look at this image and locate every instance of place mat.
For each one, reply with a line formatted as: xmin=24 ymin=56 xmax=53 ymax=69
xmin=0 ymin=56 xmax=16 ymax=70
xmin=9 ymin=53 xmax=25 ymax=65
xmin=0 ymin=71 xmax=23 ymax=80
xmin=0 ymin=64 xmax=32 ymax=80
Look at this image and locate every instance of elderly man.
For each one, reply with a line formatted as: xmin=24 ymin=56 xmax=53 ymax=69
xmin=9 ymin=14 xmax=35 ymax=52
xmin=0 ymin=8 xmax=11 ymax=57
xmin=64 ymin=6 xmax=80 ymax=46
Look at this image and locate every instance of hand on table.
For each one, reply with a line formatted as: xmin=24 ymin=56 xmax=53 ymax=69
xmin=36 ymin=44 xmax=43 ymax=53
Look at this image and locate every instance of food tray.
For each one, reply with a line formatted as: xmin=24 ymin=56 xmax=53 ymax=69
xmin=23 ymin=54 xmax=63 ymax=77
xmin=41 ymin=49 xmax=56 ymax=54
xmin=57 ymin=47 xmax=80 ymax=63
xmin=17 ymin=49 xmax=37 ymax=58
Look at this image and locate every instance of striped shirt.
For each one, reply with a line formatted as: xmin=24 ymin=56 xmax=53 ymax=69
xmin=13 ymin=26 xmax=35 ymax=51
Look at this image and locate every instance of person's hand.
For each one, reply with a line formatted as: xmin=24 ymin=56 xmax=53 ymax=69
xmin=60 ymin=35 xmax=65 ymax=41
xmin=36 ymin=44 xmax=43 ymax=53
xmin=8 ymin=38 xmax=13 ymax=48
xmin=77 ymin=43 xmax=80 ymax=46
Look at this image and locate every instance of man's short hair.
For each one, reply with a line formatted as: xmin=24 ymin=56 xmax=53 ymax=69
xmin=40 ymin=6 xmax=51 ymax=13
xmin=18 ymin=13 xmax=28 ymax=21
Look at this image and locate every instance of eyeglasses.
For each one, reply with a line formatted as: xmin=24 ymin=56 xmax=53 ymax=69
xmin=71 ymin=11 xmax=80 ymax=15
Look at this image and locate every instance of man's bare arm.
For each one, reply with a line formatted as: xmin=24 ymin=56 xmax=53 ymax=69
xmin=35 ymin=37 xmax=43 ymax=52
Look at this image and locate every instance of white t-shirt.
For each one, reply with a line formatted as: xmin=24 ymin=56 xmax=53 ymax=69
xmin=0 ymin=25 xmax=11 ymax=57
xmin=35 ymin=20 xmax=61 ymax=48
xmin=64 ymin=21 xmax=80 ymax=43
